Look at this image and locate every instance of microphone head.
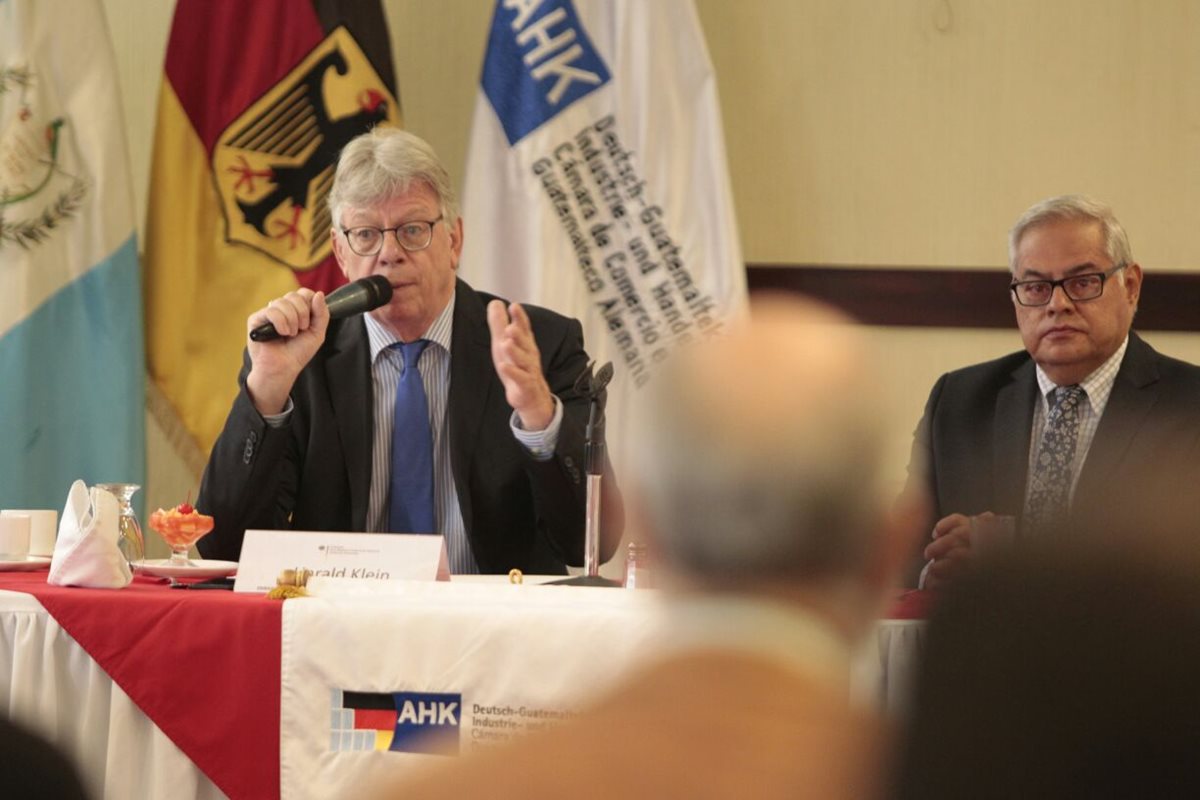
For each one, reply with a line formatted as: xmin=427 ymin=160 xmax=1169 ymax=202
xmin=325 ymin=275 xmax=393 ymax=318
xmin=355 ymin=275 xmax=393 ymax=308
xmin=592 ymin=362 xmax=614 ymax=393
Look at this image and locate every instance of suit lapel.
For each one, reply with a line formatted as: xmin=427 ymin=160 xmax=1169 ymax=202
xmin=324 ymin=317 xmax=374 ymax=530
xmin=447 ymin=281 xmax=496 ymax=535
xmin=993 ymin=359 xmax=1038 ymax=516
xmin=1075 ymin=333 xmax=1160 ymax=499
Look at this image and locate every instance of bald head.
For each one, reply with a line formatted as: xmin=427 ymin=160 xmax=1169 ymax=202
xmin=630 ymin=295 xmax=890 ymax=588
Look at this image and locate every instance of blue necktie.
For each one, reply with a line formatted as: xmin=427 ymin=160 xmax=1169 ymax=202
xmin=388 ymin=339 xmax=435 ymax=533
xmin=1024 ymin=384 xmax=1084 ymax=535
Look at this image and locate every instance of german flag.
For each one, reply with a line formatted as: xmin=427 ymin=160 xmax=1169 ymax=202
xmin=341 ymin=691 xmax=400 ymax=752
xmin=144 ymin=0 xmax=401 ymax=462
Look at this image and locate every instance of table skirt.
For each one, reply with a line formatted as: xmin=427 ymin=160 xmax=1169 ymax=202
xmin=0 ymin=590 xmax=225 ymax=800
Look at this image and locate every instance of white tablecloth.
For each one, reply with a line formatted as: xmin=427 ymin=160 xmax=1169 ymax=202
xmin=868 ymin=618 xmax=927 ymax=716
xmin=0 ymin=589 xmax=225 ymax=800
xmin=1 ymin=583 xmax=925 ymax=800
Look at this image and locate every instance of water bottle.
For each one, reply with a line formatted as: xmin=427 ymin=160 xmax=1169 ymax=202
xmin=623 ymin=541 xmax=651 ymax=589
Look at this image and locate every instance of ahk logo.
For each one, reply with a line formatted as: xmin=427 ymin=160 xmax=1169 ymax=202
xmin=481 ymin=0 xmax=611 ymax=146
xmin=334 ymin=689 xmax=462 ymax=755
xmin=390 ymin=691 xmax=462 ymax=755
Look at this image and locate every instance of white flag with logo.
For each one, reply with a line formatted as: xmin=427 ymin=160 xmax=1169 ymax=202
xmin=0 ymin=0 xmax=145 ymax=511
xmin=460 ymin=0 xmax=746 ymax=460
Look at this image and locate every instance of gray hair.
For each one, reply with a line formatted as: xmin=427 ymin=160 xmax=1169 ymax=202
xmin=327 ymin=127 xmax=459 ymax=230
xmin=627 ymin=304 xmax=889 ymax=585
xmin=1008 ymin=194 xmax=1133 ymax=272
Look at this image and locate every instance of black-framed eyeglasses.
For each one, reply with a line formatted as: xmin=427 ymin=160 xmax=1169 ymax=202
xmin=341 ymin=216 xmax=443 ymax=256
xmin=1010 ymin=264 xmax=1127 ymax=307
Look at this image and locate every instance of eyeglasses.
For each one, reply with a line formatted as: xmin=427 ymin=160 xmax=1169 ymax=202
xmin=1010 ymin=264 xmax=1127 ymax=307
xmin=341 ymin=216 xmax=443 ymax=256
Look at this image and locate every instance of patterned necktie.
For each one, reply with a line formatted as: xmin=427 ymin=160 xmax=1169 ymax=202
xmin=388 ymin=339 xmax=435 ymax=533
xmin=1024 ymin=384 xmax=1085 ymax=535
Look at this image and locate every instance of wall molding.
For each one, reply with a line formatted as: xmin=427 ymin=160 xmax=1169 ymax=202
xmin=746 ymin=265 xmax=1200 ymax=331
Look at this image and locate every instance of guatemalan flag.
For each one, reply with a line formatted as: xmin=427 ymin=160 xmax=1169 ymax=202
xmin=460 ymin=0 xmax=747 ymax=461
xmin=0 ymin=0 xmax=145 ymax=511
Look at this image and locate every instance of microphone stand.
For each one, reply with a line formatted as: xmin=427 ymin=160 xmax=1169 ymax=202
xmin=549 ymin=362 xmax=620 ymax=588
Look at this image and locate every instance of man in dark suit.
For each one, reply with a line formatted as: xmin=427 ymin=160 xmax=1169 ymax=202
xmin=910 ymin=195 xmax=1200 ymax=588
xmin=198 ymin=128 xmax=621 ymax=574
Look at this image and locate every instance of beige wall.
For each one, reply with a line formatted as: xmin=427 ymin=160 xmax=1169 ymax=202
xmin=99 ymin=0 xmax=1200 ymax=530
xmin=701 ymin=0 xmax=1200 ymax=269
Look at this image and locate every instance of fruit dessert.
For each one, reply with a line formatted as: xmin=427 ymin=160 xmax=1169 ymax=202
xmin=148 ymin=502 xmax=215 ymax=550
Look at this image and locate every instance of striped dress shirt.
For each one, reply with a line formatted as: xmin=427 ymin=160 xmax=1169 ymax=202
xmin=362 ymin=293 xmax=563 ymax=574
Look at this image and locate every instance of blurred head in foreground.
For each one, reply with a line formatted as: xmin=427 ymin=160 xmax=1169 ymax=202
xmin=629 ymin=293 xmax=923 ymax=638
xmin=379 ymin=295 xmax=921 ymax=800
xmin=893 ymin=539 xmax=1200 ymax=800
xmin=0 ymin=715 xmax=90 ymax=800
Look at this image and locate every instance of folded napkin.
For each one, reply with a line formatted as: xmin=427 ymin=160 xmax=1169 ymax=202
xmin=48 ymin=480 xmax=132 ymax=589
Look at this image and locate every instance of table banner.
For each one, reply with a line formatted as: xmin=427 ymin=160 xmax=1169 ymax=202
xmin=279 ymin=582 xmax=668 ymax=798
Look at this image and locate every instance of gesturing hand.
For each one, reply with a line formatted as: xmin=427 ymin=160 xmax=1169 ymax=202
xmin=487 ymin=300 xmax=554 ymax=431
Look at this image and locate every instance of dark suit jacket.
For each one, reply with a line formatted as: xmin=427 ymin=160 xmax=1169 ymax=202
xmin=907 ymin=331 xmax=1200 ymax=580
xmin=197 ymin=279 xmax=622 ymax=573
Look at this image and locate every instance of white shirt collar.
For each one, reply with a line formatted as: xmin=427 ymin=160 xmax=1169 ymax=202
xmin=364 ymin=290 xmax=456 ymax=363
xmin=1034 ymin=334 xmax=1128 ymax=415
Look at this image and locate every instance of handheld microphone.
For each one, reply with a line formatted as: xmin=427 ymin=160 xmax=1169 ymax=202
xmin=248 ymin=275 xmax=393 ymax=342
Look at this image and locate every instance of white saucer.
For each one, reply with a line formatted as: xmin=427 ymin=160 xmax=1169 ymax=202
xmin=133 ymin=559 xmax=238 ymax=579
xmin=0 ymin=555 xmax=52 ymax=571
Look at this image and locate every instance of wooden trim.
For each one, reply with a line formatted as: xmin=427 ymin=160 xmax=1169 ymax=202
xmin=746 ymin=265 xmax=1200 ymax=332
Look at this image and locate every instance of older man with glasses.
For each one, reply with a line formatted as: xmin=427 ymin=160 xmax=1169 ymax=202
xmin=197 ymin=127 xmax=622 ymax=575
xmin=908 ymin=194 xmax=1200 ymax=588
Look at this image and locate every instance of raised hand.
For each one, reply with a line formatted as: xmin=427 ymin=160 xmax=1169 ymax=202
xmin=487 ymin=300 xmax=554 ymax=431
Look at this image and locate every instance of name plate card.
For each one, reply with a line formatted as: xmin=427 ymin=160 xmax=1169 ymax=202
xmin=233 ymin=530 xmax=450 ymax=593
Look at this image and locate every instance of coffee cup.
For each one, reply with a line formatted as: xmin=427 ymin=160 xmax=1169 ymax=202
xmin=1 ymin=510 xmax=57 ymax=557
xmin=0 ymin=513 xmax=31 ymax=561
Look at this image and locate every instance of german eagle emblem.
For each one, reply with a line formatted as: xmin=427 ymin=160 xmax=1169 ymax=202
xmin=213 ymin=27 xmax=401 ymax=271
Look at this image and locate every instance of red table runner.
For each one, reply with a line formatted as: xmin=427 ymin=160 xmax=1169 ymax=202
xmin=887 ymin=589 xmax=936 ymax=620
xmin=0 ymin=570 xmax=281 ymax=800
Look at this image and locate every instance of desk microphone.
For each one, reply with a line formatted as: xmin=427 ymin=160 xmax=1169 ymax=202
xmin=550 ymin=360 xmax=619 ymax=588
xmin=248 ymin=275 xmax=393 ymax=342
